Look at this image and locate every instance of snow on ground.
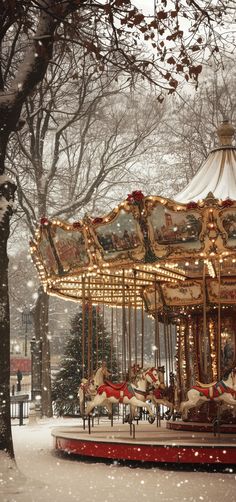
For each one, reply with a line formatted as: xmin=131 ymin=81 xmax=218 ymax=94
xmin=1 ymin=417 xmax=236 ymax=502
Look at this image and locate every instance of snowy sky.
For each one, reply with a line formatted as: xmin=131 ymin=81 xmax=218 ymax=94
xmin=134 ymin=0 xmax=155 ymax=15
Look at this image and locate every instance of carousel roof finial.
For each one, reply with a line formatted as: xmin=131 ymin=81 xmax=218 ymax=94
xmin=217 ymin=119 xmax=235 ymax=146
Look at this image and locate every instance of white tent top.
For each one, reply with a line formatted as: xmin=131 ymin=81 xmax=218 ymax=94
xmin=175 ymin=120 xmax=236 ymax=203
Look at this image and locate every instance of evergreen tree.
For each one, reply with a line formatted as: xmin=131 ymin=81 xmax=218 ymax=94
xmin=52 ymin=305 xmax=117 ymax=415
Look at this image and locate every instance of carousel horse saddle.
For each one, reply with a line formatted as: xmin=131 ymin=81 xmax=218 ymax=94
xmin=152 ymin=387 xmax=165 ymax=399
xmin=97 ymin=381 xmax=135 ymax=401
xmin=192 ymin=381 xmax=233 ymax=399
xmin=102 ymin=381 xmax=127 ymax=391
xmin=195 ymin=380 xmax=217 ymax=388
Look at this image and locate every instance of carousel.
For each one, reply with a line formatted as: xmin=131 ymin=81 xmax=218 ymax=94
xmin=31 ymin=120 xmax=236 ymax=465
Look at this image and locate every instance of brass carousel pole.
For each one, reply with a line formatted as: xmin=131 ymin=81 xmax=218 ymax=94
xmin=87 ymin=284 xmax=92 ymax=378
xmin=90 ymin=302 xmax=94 ymax=375
xmin=110 ymin=295 xmax=114 ymax=372
xmin=116 ymin=306 xmax=120 ymax=377
xmin=96 ymin=304 xmax=99 ymax=369
xmin=217 ymin=262 xmax=221 ymax=379
xmin=141 ymin=298 xmax=144 ymax=368
xmin=184 ymin=318 xmax=191 ymax=389
xmin=154 ymin=274 xmax=160 ymax=366
xmin=134 ymin=271 xmax=137 ymax=367
xmin=203 ymin=263 xmax=208 ymax=380
xmin=122 ymin=269 xmax=127 ymax=379
xmin=164 ymin=314 xmax=168 ymax=376
xmin=169 ymin=323 xmax=173 ymax=373
xmin=102 ymin=285 xmax=105 ymax=363
xmin=82 ymin=277 xmax=86 ymax=379
xmin=167 ymin=319 xmax=171 ymax=376
xmin=128 ymin=289 xmax=132 ymax=378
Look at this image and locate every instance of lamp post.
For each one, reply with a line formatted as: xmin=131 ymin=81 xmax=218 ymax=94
xmin=30 ymin=336 xmax=42 ymax=404
xmin=21 ymin=306 xmax=33 ymax=356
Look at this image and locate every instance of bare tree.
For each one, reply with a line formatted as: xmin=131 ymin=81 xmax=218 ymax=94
xmin=161 ymin=56 xmax=236 ymax=196
xmin=131 ymin=56 xmax=236 ymax=199
xmin=10 ymin=50 xmax=165 ymax=225
xmin=6 ymin=46 xmax=165 ymax=417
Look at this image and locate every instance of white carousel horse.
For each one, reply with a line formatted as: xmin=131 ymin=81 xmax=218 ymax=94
xmin=78 ymin=363 xmax=111 ymax=416
xmin=180 ymin=367 xmax=236 ymax=420
xmin=85 ymin=367 xmax=161 ymax=424
xmin=130 ymin=369 xmax=179 ymax=420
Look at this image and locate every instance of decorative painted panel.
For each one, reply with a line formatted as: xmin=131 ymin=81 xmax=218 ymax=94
xmin=162 ymin=282 xmax=203 ymax=306
xmin=52 ymin=227 xmax=90 ymax=271
xmin=221 ymin=208 xmax=236 ymax=248
xmin=38 ymin=224 xmax=90 ymax=276
xmin=207 ymin=278 xmax=236 ymax=303
xmin=147 ymin=203 xmax=202 ymax=252
xmin=91 ymin=208 xmax=145 ymax=262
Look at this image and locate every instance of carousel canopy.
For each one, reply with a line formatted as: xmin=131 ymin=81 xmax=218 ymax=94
xmin=31 ymin=121 xmax=236 ymax=314
xmin=175 ymin=120 xmax=236 ymax=202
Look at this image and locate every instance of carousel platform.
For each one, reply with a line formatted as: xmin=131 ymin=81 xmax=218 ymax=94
xmin=52 ymin=419 xmax=236 ymax=465
xmin=167 ymin=420 xmax=236 ymax=434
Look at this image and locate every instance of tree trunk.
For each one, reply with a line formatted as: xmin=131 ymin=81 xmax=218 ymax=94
xmin=0 ymin=0 xmax=80 ymax=458
xmin=0 ymin=177 xmax=16 ymax=457
xmin=34 ymin=286 xmax=52 ymax=417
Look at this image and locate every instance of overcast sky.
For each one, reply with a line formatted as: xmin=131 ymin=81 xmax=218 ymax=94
xmin=134 ymin=0 xmax=155 ymax=15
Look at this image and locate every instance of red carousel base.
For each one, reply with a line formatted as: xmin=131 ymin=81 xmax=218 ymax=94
xmin=52 ymin=420 xmax=236 ymax=465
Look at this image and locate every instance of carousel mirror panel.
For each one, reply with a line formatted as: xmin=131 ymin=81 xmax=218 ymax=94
xmin=207 ymin=277 xmax=236 ymax=304
xmin=38 ymin=224 xmax=90 ymax=276
xmin=221 ymin=207 xmax=236 ymax=248
xmin=146 ymin=201 xmax=203 ymax=258
xmin=90 ymin=208 xmax=145 ymax=263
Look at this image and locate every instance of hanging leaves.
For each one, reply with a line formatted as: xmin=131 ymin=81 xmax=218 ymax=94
xmin=0 ymin=0 xmax=234 ymax=129
xmin=167 ymin=56 xmax=176 ymax=65
xmin=189 ymin=65 xmax=203 ymax=79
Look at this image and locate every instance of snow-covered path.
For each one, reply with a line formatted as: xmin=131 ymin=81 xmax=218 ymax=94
xmin=1 ymin=417 xmax=236 ymax=502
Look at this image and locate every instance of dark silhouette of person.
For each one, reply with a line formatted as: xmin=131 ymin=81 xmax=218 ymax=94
xmin=17 ymin=369 xmax=23 ymax=392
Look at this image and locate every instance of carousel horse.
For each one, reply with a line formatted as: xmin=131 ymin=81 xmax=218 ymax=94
xmin=85 ymin=367 xmax=161 ymax=424
xmin=180 ymin=367 xmax=236 ymax=420
xmin=78 ymin=363 xmax=111 ymax=416
xmin=132 ymin=368 xmax=179 ymax=420
xmin=148 ymin=371 xmax=179 ymax=419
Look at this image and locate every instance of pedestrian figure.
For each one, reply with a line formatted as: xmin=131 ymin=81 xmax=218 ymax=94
xmin=17 ymin=369 xmax=23 ymax=392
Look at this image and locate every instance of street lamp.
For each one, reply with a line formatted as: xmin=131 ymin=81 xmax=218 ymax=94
xmin=30 ymin=336 xmax=42 ymax=402
xmin=21 ymin=306 xmax=34 ymax=356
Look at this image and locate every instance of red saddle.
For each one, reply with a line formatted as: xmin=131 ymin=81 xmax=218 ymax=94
xmin=97 ymin=381 xmax=134 ymax=401
xmin=152 ymin=387 xmax=164 ymax=399
xmin=103 ymin=380 xmax=127 ymax=391
xmin=192 ymin=382 xmax=235 ymax=399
